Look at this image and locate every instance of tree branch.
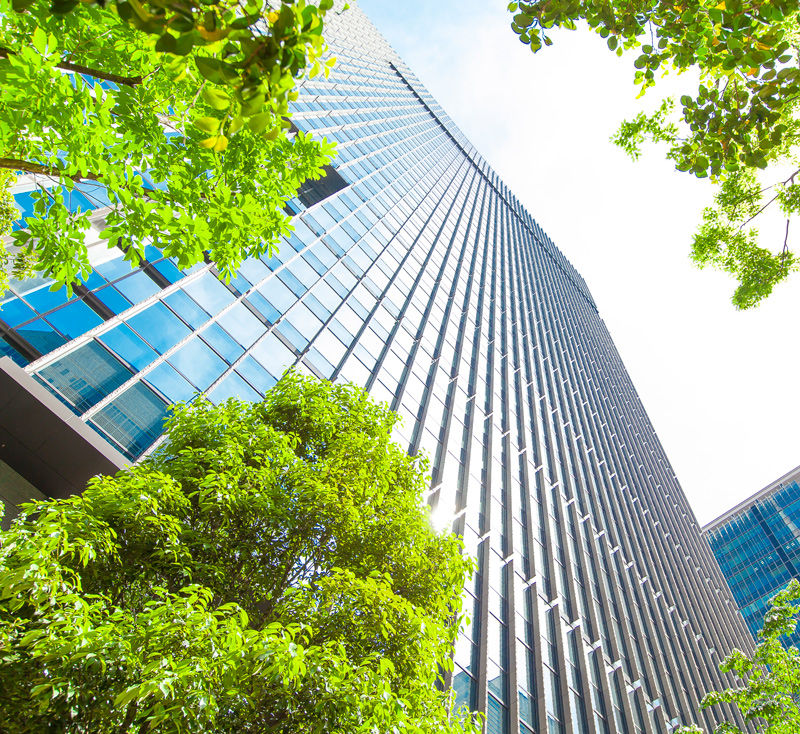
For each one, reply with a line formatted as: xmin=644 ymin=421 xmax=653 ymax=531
xmin=0 ymin=47 xmax=142 ymax=86
xmin=783 ymin=218 xmax=790 ymax=256
xmin=0 ymin=157 xmax=101 ymax=182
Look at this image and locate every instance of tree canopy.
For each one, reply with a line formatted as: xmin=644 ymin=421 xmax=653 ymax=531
xmin=0 ymin=0 xmax=338 ymax=292
xmin=509 ymin=0 xmax=800 ymax=308
xmin=677 ymin=579 xmax=800 ymax=734
xmin=0 ymin=372 xmax=479 ymax=733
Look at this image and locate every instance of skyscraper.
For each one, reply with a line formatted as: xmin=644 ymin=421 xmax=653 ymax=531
xmin=1 ymin=3 xmax=757 ymax=732
xmin=704 ymin=465 xmax=800 ymax=649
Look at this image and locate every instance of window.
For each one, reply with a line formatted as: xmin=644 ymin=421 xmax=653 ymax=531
xmin=37 ymin=341 xmax=132 ymax=413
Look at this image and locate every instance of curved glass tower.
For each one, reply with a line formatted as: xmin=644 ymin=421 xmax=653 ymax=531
xmin=1 ymin=3 xmax=756 ymax=732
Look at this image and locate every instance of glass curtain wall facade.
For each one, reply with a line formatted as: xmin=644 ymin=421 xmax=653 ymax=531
xmin=0 ymin=3 xmax=757 ymax=732
xmin=704 ymin=465 xmax=800 ymax=648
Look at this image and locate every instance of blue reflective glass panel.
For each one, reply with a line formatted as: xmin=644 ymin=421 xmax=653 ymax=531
xmin=0 ymin=297 xmax=36 ymax=327
xmin=208 ymin=372 xmax=262 ymax=404
xmin=23 ymin=284 xmax=70 ymax=313
xmin=37 ymin=341 xmax=132 ymax=413
xmin=127 ymin=302 xmax=191 ymax=354
xmin=94 ymin=285 xmax=132 ymax=315
xmin=91 ymin=382 xmax=168 ymax=458
xmin=168 ymin=337 xmax=227 ymax=390
xmin=98 ymin=323 xmax=158 ymax=371
xmin=16 ymin=319 xmax=68 ymax=354
xmin=152 ymin=259 xmax=184 ymax=284
xmin=163 ymin=289 xmax=209 ymax=328
xmin=216 ymin=303 xmax=265 ymax=349
xmin=236 ymin=355 xmax=275 ymax=393
xmin=182 ymin=272 xmax=235 ymax=315
xmin=201 ymin=322 xmax=244 ymax=364
xmin=46 ymin=300 xmax=104 ymax=339
xmin=144 ymin=362 xmax=197 ymax=404
xmin=245 ymin=292 xmax=279 ymax=324
xmin=258 ymin=277 xmax=295 ymax=314
xmin=114 ymin=271 xmax=162 ymax=304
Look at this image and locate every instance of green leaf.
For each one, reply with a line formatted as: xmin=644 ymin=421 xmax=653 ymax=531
xmin=202 ymin=86 xmax=231 ymax=110
xmin=194 ymin=116 xmax=221 ymax=134
xmin=155 ymin=32 xmax=177 ymax=53
xmin=195 ymin=56 xmax=238 ymax=84
xmin=248 ymin=112 xmax=272 ymax=133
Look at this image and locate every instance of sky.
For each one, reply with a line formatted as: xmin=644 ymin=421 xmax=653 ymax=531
xmin=358 ymin=0 xmax=800 ymax=526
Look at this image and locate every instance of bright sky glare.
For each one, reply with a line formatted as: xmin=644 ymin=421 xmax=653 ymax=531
xmin=358 ymin=0 xmax=800 ymax=526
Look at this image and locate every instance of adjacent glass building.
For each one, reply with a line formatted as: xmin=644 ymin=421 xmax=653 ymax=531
xmin=704 ymin=465 xmax=800 ymax=648
xmin=0 ymin=3 xmax=758 ymax=732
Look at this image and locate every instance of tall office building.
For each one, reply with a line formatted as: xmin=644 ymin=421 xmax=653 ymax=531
xmin=704 ymin=465 xmax=800 ymax=648
xmin=1 ymin=3 xmax=757 ymax=732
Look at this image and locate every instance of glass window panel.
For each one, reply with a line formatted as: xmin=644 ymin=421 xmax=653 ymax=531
xmin=217 ymin=303 xmax=266 ymax=348
xmin=276 ymin=320 xmax=308 ymax=351
xmin=37 ymin=341 xmax=132 ymax=412
xmin=303 ymin=294 xmax=330 ymax=322
xmin=277 ymin=270 xmax=308 ymax=297
xmin=201 ymin=322 xmax=244 ymax=363
xmin=168 ymin=337 xmax=227 ymax=390
xmin=291 ymin=257 xmax=320 ymax=287
xmin=114 ymin=271 xmax=162 ymax=304
xmin=94 ymin=285 xmax=132 ymax=315
xmin=258 ymin=277 xmax=296 ymax=314
xmin=310 ymin=241 xmax=337 ymax=268
xmin=238 ymin=258 xmax=270 ymax=285
xmin=23 ymin=284 xmax=71 ymax=313
xmin=208 ymin=371 xmax=262 ymax=404
xmin=285 ymin=302 xmax=322 ymax=341
xmin=325 ymin=273 xmax=349 ymax=298
xmin=0 ymin=297 xmax=37 ymax=327
xmin=91 ymin=382 xmax=168 ymax=458
xmin=95 ymin=257 xmax=136 ymax=282
xmin=99 ymin=323 xmax=157 ymax=370
xmin=312 ymin=280 xmax=342 ymax=312
xmin=182 ymin=271 xmax=235 ymax=315
xmin=228 ymin=272 xmax=250 ymax=294
xmin=304 ymin=347 xmax=335 ymax=379
xmin=245 ymin=291 xmax=280 ymax=324
xmin=45 ymin=300 xmax=103 ymax=339
xmin=151 ymin=259 xmax=184 ymax=284
xmin=144 ymin=362 xmax=197 ymax=403
xmin=164 ymin=289 xmax=210 ymax=328
xmin=15 ymin=318 xmax=68 ymax=354
xmin=0 ymin=338 xmax=27 ymax=366
xmin=249 ymin=332 xmax=296 ymax=377
xmin=82 ymin=271 xmax=106 ymax=290
xmin=127 ymin=302 xmax=192 ymax=354
xmin=236 ymin=355 xmax=276 ymax=393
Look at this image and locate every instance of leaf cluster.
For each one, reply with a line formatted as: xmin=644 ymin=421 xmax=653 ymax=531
xmin=0 ymin=0 xmax=338 ymax=291
xmin=508 ymin=0 xmax=800 ymax=307
xmin=676 ymin=579 xmax=800 ymax=734
xmin=0 ymin=372 xmax=479 ymax=733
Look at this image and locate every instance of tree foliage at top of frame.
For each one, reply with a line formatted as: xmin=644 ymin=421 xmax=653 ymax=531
xmin=0 ymin=371 xmax=480 ymax=733
xmin=0 ymin=0 xmax=339 ymax=292
xmin=509 ymin=0 xmax=800 ymax=308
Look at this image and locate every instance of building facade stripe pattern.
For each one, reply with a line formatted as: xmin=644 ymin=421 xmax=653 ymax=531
xmin=704 ymin=465 xmax=800 ymax=649
xmin=0 ymin=3 xmax=756 ymax=732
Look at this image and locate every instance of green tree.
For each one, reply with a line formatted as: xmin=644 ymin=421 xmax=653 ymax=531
xmin=0 ymin=0 xmax=338 ymax=291
xmin=0 ymin=372 xmax=479 ymax=733
xmin=508 ymin=0 xmax=800 ymax=308
xmin=677 ymin=579 xmax=800 ymax=733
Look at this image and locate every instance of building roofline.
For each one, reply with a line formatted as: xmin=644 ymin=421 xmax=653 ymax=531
xmin=702 ymin=463 xmax=800 ymax=533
